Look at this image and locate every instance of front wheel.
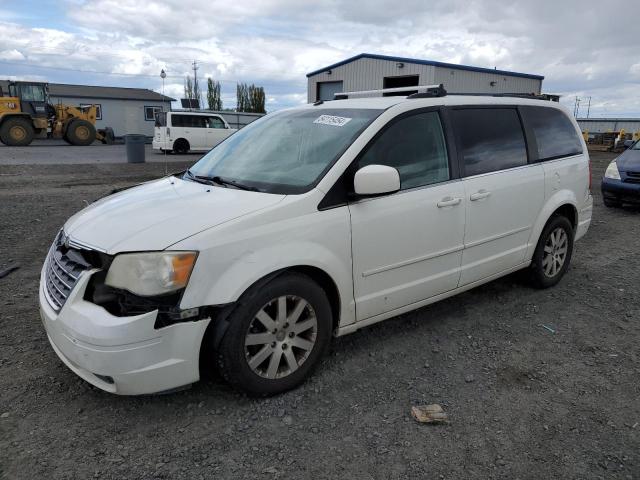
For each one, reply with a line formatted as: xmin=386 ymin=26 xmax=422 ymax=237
xmin=529 ymin=215 xmax=574 ymax=289
xmin=216 ymin=273 xmax=333 ymax=396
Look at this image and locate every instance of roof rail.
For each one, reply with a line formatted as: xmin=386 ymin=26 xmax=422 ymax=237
xmin=334 ymin=84 xmax=447 ymax=100
xmin=444 ymin=92 xmax=555 ymax=101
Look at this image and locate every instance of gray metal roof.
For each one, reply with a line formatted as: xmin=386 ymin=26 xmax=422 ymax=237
xmin=0 ymin=80 xmax=175 ymax=102
xmin=307 ymin=53 xmax=544 ymax=80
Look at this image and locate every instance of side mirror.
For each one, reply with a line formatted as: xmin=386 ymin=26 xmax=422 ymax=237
xmin=353 ymin=164 xmax=400 ymax=196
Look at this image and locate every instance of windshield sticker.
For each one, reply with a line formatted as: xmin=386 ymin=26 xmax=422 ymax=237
xmin=313 ymin=115 xmax=352 ymax=127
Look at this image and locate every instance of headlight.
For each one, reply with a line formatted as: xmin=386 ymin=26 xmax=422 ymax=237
xmin=105 ymin=251 xmax=197 ymax=296
xmin=604 ymin=160 xmax=621 ymax=180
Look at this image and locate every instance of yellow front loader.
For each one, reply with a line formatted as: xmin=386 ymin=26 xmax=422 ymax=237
xmin=0 ymin=81 xmax=114 ymax=146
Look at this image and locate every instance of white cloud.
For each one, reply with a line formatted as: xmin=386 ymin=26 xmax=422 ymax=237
xmin=0 ymin=0 xmax=639 ymax=115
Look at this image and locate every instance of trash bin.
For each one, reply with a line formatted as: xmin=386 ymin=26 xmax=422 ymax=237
xmin=125 ymin=134 xmax=146 ymax=163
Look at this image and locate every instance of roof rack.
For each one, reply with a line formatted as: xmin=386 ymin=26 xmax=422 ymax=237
xmin=334 ymin=84 xmax=447 ymax=100
xmin=444 ymin=92 xmax=555 ymax=101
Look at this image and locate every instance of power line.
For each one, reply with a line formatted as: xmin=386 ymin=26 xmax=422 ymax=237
xmin=0 ymin=59 xmax=242 ymax=83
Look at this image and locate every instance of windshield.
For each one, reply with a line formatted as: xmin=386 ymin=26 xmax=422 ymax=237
xmin=632 ymin=140 xmax=640 ymax=150
xmin=186 ymin=108 xmax=382 ymax=194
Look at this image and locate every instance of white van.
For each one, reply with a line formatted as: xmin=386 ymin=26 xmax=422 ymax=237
xmin=153 ymin=111 xmax=236 ymax=153
xmin=40 ymin=86 xmax=592 ymax=396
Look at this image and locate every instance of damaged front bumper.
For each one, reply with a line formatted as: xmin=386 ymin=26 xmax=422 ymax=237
xmin=39 ymin=267 xmax=210 ymax=395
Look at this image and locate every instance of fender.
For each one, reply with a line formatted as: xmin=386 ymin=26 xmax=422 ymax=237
xmin=525 ymin=189 xmax=578 ymax=260
xmin=180 ymin=240 xmax=356 ymax=327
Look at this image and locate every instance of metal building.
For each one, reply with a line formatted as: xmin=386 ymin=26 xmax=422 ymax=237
xmin=307 ymin=53 xmax=544 ymax=103
xmin=577 ymin=118 xmax=640 ymax=135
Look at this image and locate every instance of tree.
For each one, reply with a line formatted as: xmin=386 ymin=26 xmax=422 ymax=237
xmin=184 ymin=76 xmax=194 ymax=102
xmin=248 ymin=84 xmax=266 ymax=114
xmin=236 ymin=82 xmax=266 ymax=113
xmin=206 ymin=78 xmax=222 ymax=111
xmin=183 ymin=75 xmax=202 ymax=108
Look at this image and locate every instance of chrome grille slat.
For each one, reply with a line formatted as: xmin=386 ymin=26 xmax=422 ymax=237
xmin=44 ymin=232 xmax=91 ymax=312
xmin=52 ymin=252 xmax=79 ymax=281
xmin=49 ymin=256 xmax=73 ymax=290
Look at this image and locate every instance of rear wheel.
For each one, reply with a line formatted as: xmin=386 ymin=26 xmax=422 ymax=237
xmin=0 ymin=117 xmax=35 ymax=146
xmin=529 ymin=215 xmax=574 ymax=289
xmin=66 ymin=119 xmax=96 ymax=146
xmin=173 ymin=138 xmax=189 ymax=154
xmin=216 ymin=273 xmax=333 ymax=396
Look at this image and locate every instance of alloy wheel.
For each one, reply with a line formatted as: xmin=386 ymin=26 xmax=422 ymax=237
xmin=542 ymin=227 xmax=568 ymax=278
xmin=244 ymin=295 xmax=318 ymax=379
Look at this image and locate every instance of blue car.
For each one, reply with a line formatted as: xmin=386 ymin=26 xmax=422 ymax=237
xmin=601 ymin=141 xmax=640 ymax=207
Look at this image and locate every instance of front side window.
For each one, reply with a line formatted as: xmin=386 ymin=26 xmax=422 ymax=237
xmin=188 ymin=108 xmax=382 ymax=194
xmin=452 ymin=108 xmax=528 ymax=177
xmin=20 ymin=84 xmax=46 ymax=102
xmin=357 ymin=111 xmax=450 ymax=190
xmin=521 ymin=106 xmax=583 ymax=160
xmin=206 ymin=117 xmax=226 ymax=129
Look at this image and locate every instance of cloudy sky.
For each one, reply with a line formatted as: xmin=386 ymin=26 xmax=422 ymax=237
xmin=1 ymin=0 xmax=639 ymax=116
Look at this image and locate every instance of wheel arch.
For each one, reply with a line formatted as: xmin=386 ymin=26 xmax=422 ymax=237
xmin=173 ymin=138 xmax=190 ymax=151
xmin=197 ymin=264 xmax=342 ymax=376
xmin=0 ymin=113 xmax=33 ymax=126
xmin=526 ymin=190 xmax=578 ymax=261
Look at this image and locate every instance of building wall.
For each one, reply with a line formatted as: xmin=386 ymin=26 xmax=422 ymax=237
xmin=307 ymin=58 xmax=542 ymax=102
xmin=433 ymin=67 xmax=541 ymax=94
xmin=577 ymin=119 xmax=640 ymax=134
xmin=50 ymin=96 xmax=171 ymax=137
xmin=307 ymin=58 xmax=436 ymax=102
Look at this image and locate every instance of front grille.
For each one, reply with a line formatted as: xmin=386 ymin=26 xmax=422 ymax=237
xmin=624 ymin=171 xmax=640 ymax=184
xmin=44 ymin=232 xmax=92 ymax=312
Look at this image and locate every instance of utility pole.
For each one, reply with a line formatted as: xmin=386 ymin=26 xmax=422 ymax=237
xmin=192 ymin=60 xmax=199 ymax=109
xmin=586 ymin=96 xmax=592 ymax=119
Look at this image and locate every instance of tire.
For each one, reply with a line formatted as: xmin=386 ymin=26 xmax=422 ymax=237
xmin=173 ymin=138 xmax=189 ymax=154
xmin=529 ymin=215 xmax=574 ymax=289
xmin=66 ymin=119 xmax=96 ymax=146
xmin=603 ymin=197 xmax=621 ymax=208
xmin=0 ymin=117 xmax=35 ymax=146
xmin=216 ymin=272 xmax=333 ymax=396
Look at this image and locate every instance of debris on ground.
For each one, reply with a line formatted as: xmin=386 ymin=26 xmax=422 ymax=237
xmin=540 ymin=324 xmax=556 ymax=334
xmin=411 ymin=404 xmax=449 ymax=424
xmin=0 ymin=265 xmax=20 ymax=279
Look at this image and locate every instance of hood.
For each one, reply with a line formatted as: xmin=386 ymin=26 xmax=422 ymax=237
xmin=616 ymin=147 xmax=640 ymax=172
xmin=64 ymin=176 xmax=285 ymax=253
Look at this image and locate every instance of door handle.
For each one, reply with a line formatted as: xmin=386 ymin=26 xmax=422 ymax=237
xmin=437 ymin=196 xmax=462 ymax=208
xmin=470 ymin=189 xmax=491 ymax=201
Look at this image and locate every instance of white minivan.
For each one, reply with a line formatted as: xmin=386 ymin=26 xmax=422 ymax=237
xmin=153 ymin=111 xmax=236 ymax=153
xmin=40 ymin=86 xmax=592 ymax=396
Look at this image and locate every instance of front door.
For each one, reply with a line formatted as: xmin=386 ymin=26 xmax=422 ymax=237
xmin=349 ymin=110 xmax=466 ymax=321
xmin=205 ymin=116 xmax=231 ymax=148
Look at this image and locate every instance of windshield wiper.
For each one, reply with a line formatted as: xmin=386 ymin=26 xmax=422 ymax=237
xmin=185 ymin=169 xmax=259 ymax=191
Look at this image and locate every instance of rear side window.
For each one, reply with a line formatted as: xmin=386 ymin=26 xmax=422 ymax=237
xmin=358 ymin=111 xmax=450 ymax=190
xmin=451 ymin=108 xmax=527 ymax=177
xmin=521 ymin=106 xmax=583 ymax=160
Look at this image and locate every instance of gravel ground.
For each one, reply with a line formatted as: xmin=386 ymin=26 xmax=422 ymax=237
xmin=0 ymin=151 xmax=638 ymax=479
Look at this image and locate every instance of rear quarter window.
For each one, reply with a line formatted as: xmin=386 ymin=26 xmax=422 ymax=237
xmin=521 ymin=106 xmax=583 ymax=161
xmin=451 ymin=108 xmax=528 ymax=177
